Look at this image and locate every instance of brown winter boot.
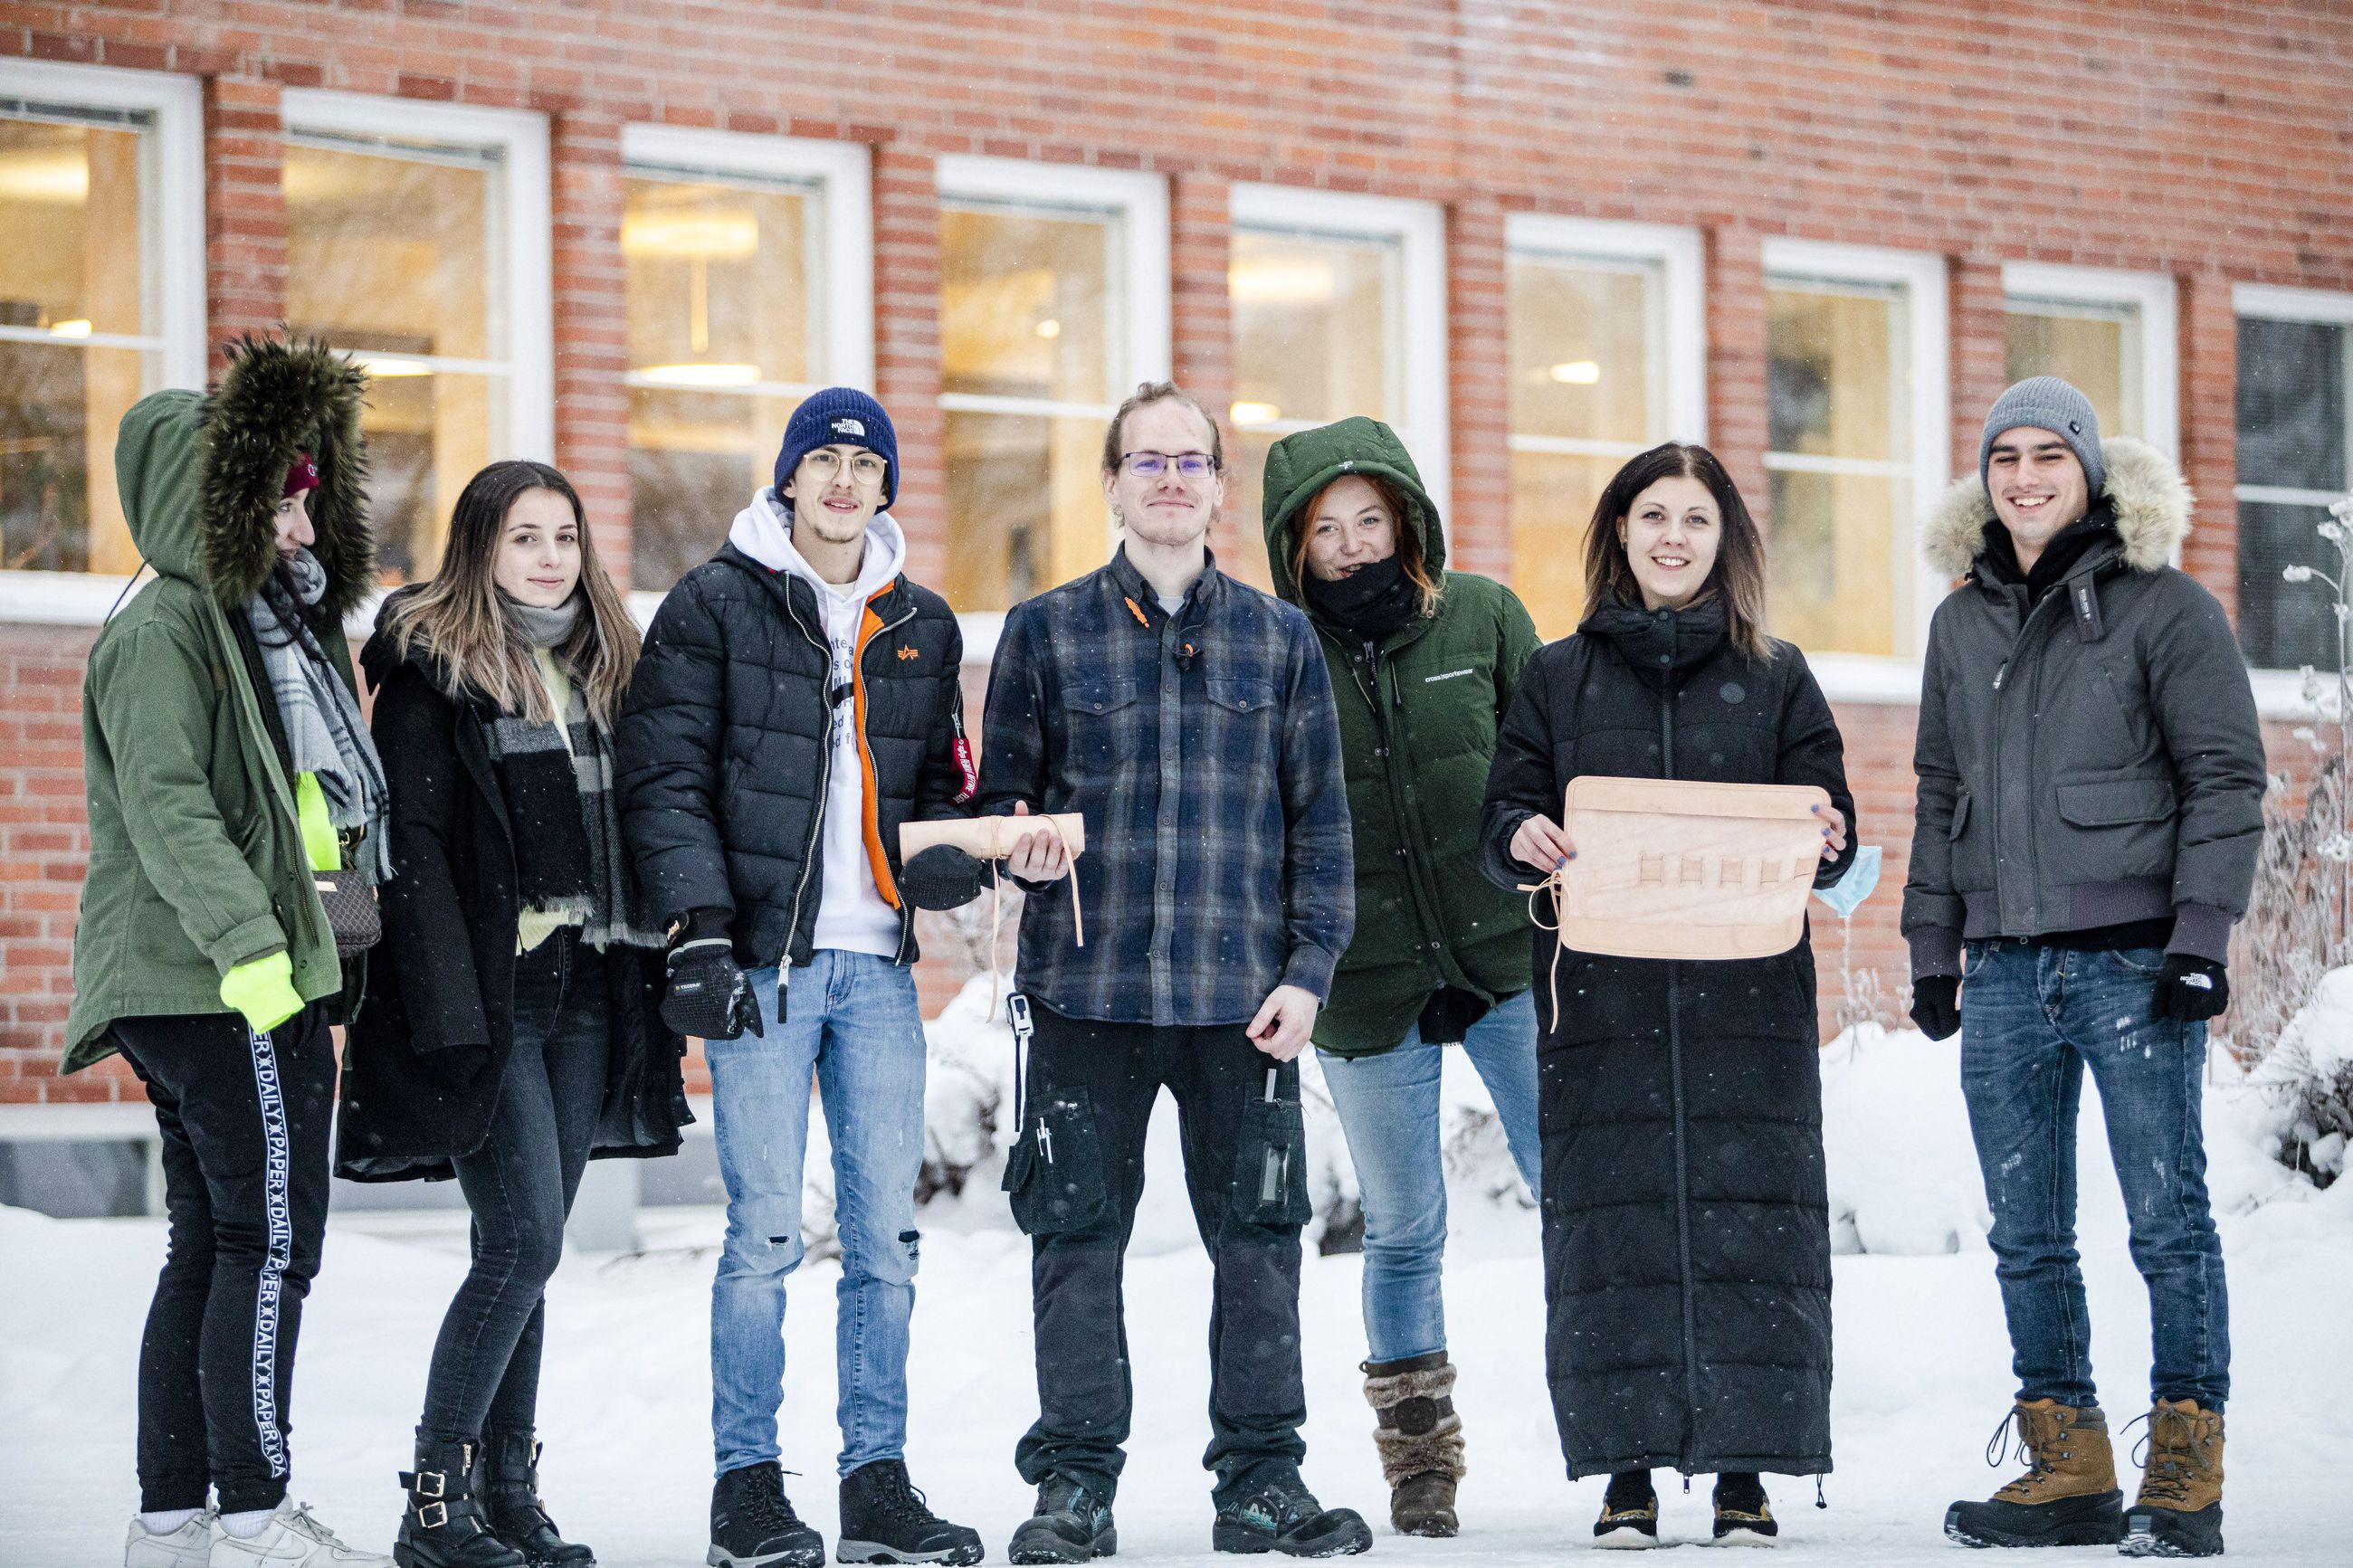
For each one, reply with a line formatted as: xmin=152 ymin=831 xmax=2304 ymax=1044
xmin=1943 ymin=1399 xmax=2124 ymax=1548
xmin=2121 ymin=1399 xmax=2224 ymax=1557
xmin=1362 ymin=1353 xmax=1464 ymax=1537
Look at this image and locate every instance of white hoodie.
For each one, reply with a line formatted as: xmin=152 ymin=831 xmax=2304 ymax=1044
xmin=729 ymin=487 xmax=907 ymax=959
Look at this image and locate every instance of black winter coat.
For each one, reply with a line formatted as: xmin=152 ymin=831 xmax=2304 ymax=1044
xmin=1480 ymin=598 xmax=1856 ymax=1480
xmin=615 ymin=546 xmax=972 ymax=967
xmin=337 ymin=619 xmax=691 ymax=1183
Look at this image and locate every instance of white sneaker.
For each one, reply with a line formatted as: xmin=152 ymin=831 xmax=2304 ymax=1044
xmin=208 ymin=1503 xmax=395 ymax=1566
xmin=126 ymin=1510 xmax=215 ymax=1568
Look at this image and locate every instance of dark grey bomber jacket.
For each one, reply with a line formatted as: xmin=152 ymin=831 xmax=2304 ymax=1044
xmin=1902 ymin=437 xmax=2268 ymax=980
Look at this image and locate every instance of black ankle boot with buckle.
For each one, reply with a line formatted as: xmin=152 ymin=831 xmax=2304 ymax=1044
xmin=480 ymin=1430 xmax=593 ymax=1567
xmin=395 ymin=1433 xmax=527 ymax=1568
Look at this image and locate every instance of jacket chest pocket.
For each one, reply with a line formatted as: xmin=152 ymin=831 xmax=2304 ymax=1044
xmin=1203 ymin=673 xmax=1281 ymax=770
xmin=1224 ymin=1092 xmax=1313 ymax=1233
xmin=1061 ymin=677 xmax=1139 ymax=780
xmin=1002 ymin=1087 xmax=1110 ymax=1236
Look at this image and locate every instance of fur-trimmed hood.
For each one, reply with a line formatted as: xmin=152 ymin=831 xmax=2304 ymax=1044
xmin=182 ymin=335 xmax=374 ymax=614
xmin=1924 ymin=435 xmax=2190 ymax=580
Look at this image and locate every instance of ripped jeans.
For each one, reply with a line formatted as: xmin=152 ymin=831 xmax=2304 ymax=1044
xmin=708 ymin=950 xmax=929 ymax=1478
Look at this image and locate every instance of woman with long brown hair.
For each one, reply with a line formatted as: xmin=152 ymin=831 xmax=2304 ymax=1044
xmin=1479 ymin=442 xmax=1854 ymax=1548
xmin=339 ymin=460 xmax=689 ymax=1568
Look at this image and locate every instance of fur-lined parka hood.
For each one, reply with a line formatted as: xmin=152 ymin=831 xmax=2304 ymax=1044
xmin=120 ymin=336 xmax=373 ymax=613
xmin=1924 ymin=435 xmax=2190 ymax=581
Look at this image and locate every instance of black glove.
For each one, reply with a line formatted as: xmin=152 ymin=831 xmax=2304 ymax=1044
xmin=1910 ymin=974 xmax=1961 ymax=1041
xmin=2152 ymin=954 xmax=2230 ymax=1022
xmin=662 ymin=938 xmax=764 ymax=1041
xmin=899 ymin=845 xmax=989 ymax=911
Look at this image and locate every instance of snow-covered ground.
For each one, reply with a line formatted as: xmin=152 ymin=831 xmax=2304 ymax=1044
xmin=5 ymin=1007 xmax=2349 ymax=1564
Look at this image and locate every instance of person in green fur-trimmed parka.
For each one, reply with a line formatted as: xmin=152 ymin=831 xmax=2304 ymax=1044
xmin=1261 ymin=415 xmax=1544 ymax=1539
xmin=69 ymin=337 xmax=397 ymax=1566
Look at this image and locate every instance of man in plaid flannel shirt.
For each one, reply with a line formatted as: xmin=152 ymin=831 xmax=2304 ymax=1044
xmin=976 ymin=383 xmax=1367 ymax=1562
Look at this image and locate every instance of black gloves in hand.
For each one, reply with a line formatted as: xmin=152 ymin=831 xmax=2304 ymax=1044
xmin=662 ymin=938 xmax=764 ymax=1041
xmin=900 ymin=845 xmax=989 ymax=911
xmin=2153 ymin=954 xmax=2231 ymax=1022
xmin=1910 ymin=974 xmax=1961 ymax=1041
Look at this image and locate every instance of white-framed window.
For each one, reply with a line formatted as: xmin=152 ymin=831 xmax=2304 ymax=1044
xmin=2002 ymin=262 xmax=2177 ymax=457
xmin=281 ymin=90 xmax=551 ymax=584
xmin=1761 ymin=238 xmax=1949 ymax=666
xmin=2234 ymin=283 xmax=2353 ymax=676
xmin=936 ymin=156 xmax=1169 ymax=613
xmin=0 ymin=58 xmax=203 ymax=623
xmin=1227 ymin=184 xmax=1447 ymax=592
xmin=1505 ymin=214 xmax=1704 ymax=638
xmin=622 ymin=126 xmax=871 ymax=593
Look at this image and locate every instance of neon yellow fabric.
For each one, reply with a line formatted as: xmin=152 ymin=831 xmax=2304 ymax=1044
xmin=293 ymin=771 xmax=341 ymax=872
xmin=218 ymin=950 xmax=302 ymax=1034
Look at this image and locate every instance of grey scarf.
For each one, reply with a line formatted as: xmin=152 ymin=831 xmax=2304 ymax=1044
xmin=247 ymin=551 xmax=392 ymax=881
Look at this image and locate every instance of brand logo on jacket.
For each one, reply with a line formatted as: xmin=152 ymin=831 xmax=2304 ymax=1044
xmin=1424 ymin=668 xmax=1473 ymax=683
xmin=897 ymin=645 xmax=919 ymax=660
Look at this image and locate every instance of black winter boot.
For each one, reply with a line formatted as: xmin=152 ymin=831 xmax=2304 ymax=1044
xmin=1007 ymin=1476 xmax=1116 ymax=1565
xmin=481 ymin=1430 xmax=594 ymax=1567
xmin=1212 ymin=1468 xmax=1373 ymax=1558
xmin=395 ymin=1434 xmax=529 ymax=1568
xmin=1593 ymin=1469 xmax=1659 ymax=1550
xmin=710 ymin=1462 xmax=824 ymax=1568
xmin=837 ymin=1459 xmax=983 ymax=1564
xmin=1711 ymin=1472 xmax=1778 ymax=1546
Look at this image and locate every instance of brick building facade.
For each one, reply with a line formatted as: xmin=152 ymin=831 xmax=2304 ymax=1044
xmin=4 ymin=2 xmax=2349 ymax=1107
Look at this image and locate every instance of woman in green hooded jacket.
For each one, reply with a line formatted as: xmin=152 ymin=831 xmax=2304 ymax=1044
xmin=70 ymin=338 xmax=395 ymax=1565
xmin=1261 ymin=415 xmax=1544 ymax=1539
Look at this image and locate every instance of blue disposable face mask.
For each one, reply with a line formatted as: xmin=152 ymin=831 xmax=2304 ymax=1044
xmin=1813 ymin=843 xmax=1881 ymax=920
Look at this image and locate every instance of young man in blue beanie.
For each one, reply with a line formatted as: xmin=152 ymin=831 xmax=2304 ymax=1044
xmin=618 ymin=388 xmax=986 ymax=1567
xmin=1904 ymin=378 xmax=2266 ymax=1559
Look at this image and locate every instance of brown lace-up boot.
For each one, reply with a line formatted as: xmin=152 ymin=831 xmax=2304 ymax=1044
xmin=1944 ymin=1399 xmax=2125 ymax=1548
xmin=1362 ymin=1353 xmax=1464 ymax=1536
xmin=2120 ymin=1399 xmax=2224 ymax=1557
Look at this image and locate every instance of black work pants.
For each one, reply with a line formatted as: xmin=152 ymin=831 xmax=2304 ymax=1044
xmin=116 ymin=1003 xmax=337 ymax=1516
xmin=1005 ymin=1002 xmax=1312 ymax=1507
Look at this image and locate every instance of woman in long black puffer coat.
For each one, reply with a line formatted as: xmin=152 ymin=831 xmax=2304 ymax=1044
xmin=1480 ymin=442 xmax=1856 ymax=1547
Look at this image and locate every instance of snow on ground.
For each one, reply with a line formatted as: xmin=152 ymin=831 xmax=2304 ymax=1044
xmin=5 ymin=1022 xmax=2349 ymax=1565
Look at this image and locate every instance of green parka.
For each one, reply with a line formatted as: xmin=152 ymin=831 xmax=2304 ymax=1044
xmin=1262 ymin=416 xmax=1542 ymax=1056
xmin=63 ymin=339 xmax=374 ymax=1072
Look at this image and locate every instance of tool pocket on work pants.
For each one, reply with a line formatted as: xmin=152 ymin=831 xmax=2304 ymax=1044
xmin=1002 ymin=1085 xmax=1110 ymax=1237
xmin=1226 ymin=1093 xmax=1314 ymax=1233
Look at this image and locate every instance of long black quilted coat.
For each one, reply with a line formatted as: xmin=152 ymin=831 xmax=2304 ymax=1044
xmin=1479 ymin=596 xmax=1856 ymax=1480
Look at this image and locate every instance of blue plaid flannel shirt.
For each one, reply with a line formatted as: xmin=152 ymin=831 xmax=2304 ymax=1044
xmin=976 ymin=546 xmax=1354 ymax=1027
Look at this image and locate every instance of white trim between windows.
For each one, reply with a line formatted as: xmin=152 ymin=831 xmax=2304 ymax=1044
xmin=2233 ymin=283 xmax=2353 ymax=327
xmin=2001 ymin=262 xmax=2178 ymax=461
xmin=1504 ymin=214 xmax=1707 ymax=444
xmin=1229 ymin=183 xmax=1450 ymax=521
xmin=935 ymin=155 xmax=1173 ymax=407
xmin=622 ymin=126 xmax=874 ymax=392
xmin=1761 ymin=238 xmax=1952 ymax=660
xmin=279 ymin=90 xmax=554 ymax=462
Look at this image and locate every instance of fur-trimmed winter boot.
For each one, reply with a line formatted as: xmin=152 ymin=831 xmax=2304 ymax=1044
xmin=1944 ymin=1400 xmax=2124 ymax=1549
xmin=479 ymin=1430 xmax=593 ymax=1567
xmin=2120 ymin=1399 xmax=2224 ymax=1558
xmin=395 ymin=1435 xmax=527 ymax=1568
xmin=1362 ymin=1353 xmax=1465 ymax=1537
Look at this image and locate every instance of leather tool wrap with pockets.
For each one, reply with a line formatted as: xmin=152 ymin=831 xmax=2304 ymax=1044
xmin=1003 ymin=1085 xmax=1110 ymax=1235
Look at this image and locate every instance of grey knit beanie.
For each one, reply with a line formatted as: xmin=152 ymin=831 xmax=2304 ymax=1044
xmin=1979 ymin=376 xmax=2104 ymax=498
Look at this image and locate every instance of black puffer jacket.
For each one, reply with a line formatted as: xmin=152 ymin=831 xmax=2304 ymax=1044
xmin=616 ymin=545 xmax=972 ymax=967
xmin=339 ymin=616 xmax=691 ymax=1182
xmin=1480 ymin=597 xmax=1856 ymax=1480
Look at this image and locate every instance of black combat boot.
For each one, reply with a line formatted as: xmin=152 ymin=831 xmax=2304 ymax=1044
xmin=1211 ymin=1468 xmax=1373 ymax=1557
xmin=394 ymin=1434 xmax=527 ymax=1568
xmin=836 ymin=1459 xmax=983 ymax=1564
xmin=479 ymin=1430 xmax=593 ymax=1567
xmin=1006 ymin=1476 xmax=1116 ymax=1565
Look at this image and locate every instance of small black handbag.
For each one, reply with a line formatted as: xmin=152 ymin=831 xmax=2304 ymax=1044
xmin=315 ymin=828 xmax=382 ymax=957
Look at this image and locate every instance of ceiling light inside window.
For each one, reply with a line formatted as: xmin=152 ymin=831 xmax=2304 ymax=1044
xmin=1230 ymin=401 xmax=1282 ymax=427
xmin=357 ymin=356 xmax=434 ymax=378
xmin=638 ymin=363 xmax=762 ymax=387
xmin=47 ymin=318 xmax=93 ymax=338
xmin=1549 ymin=360 xmax=1602 ymax=385
xmin=1034 ymin=318 xmax=1062 ymax=338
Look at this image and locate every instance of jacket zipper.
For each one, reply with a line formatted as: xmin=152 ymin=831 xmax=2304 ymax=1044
xmin=864 ymin=597 xmax=923 ymax=965
xmin=776 ymin=580 xmax=843 ymax=967
xmin=1348 ymin=635 xmax=1447 ymax=983
xmin=1986 ymin=584 xmax=2064 ymax=932
xmin=1659 ymin=670 xmax=1702 ymax=1470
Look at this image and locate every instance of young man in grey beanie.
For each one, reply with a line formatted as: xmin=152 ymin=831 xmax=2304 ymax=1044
xmin=1903 ymin=377 xmax=2266 ymax=1558
xmin=618 ymin=387 xmax=986 ymax=1567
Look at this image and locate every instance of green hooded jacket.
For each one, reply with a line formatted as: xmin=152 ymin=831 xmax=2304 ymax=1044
xmin=1262 ymin=416 xmax=1543 ymax=1056
xmin=63 ymin=339 xmax=374 ymax=1071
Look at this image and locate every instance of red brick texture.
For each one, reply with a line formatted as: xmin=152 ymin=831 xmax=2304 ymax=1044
xmin=5 ymin=2 xmax=2350 ymax=1098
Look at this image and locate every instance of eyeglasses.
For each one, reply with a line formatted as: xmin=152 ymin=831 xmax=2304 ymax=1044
xmin=1120 ymin=451 xmax=1218 ymax=480
xmin=803 ymin=450 xmax=889 ymax=485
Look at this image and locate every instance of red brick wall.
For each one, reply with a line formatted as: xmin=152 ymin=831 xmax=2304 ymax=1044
xmin=5 ymin=1 xmax=2351 ymax=1099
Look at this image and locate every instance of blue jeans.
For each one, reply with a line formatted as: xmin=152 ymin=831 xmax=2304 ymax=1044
xmin=708 ymin=951 xmax=929 ymax=1478
xmin=1959 ymin=942 xmax=2229 ymax=1412
xmin=1317 ymin=990 xmax=1543 ymax=1364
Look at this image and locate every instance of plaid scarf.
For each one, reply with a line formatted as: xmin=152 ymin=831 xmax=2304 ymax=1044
xmin=246 ymin=551 xmax=392 ymax=880
xmin=481 ymin=602 xmax=659 ymax=951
